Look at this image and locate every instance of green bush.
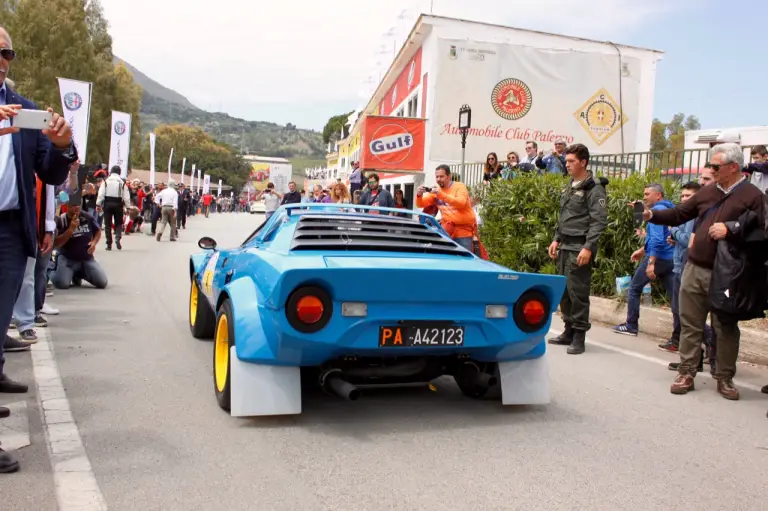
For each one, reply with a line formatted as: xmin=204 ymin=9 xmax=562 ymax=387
xmin=477 ymin=171 xmax=679 ymax=298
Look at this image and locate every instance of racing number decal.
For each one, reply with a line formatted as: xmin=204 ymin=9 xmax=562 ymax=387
xmin=201 ymin=253 xmax=220 ymax=295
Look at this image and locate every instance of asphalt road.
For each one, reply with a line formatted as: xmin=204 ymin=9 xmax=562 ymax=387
xmin=2 ymin=210 xmax=768 ymax=511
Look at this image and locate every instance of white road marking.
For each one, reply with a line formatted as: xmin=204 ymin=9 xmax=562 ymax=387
xmin=31 ymin=327 xmax=107 ymax=510
xmin=0 ymin=400 xmax=30 ymax=451
xmin=548 ymin=329 xmax=765 ymax=393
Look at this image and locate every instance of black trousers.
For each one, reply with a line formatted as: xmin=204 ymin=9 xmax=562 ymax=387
xmin=103 ymin=202 xmax=124 ymax=246
xmin=176 ymin=203 xmax=187 ymax=229
xmin=151 ymin=204 xmax=161 ymax=234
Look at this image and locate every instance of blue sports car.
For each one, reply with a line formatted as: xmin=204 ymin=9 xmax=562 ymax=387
xmin=188 ymin=203 xmax=566 ymax=417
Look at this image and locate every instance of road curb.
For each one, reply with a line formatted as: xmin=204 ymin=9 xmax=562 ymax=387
xmin=586 ymin=296 xmax=768 ymax=366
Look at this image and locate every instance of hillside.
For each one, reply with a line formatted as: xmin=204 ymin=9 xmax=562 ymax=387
xmin=115 ymin=57 xmax=326 ymax=161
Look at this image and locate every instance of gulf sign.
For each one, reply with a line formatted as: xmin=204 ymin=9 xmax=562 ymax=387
xmin=359 ymin=116 xmax=426 ymax=172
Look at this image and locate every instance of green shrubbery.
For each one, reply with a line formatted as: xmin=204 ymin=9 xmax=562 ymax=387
xmin=477 ymin=171 xmax=679 ymax=298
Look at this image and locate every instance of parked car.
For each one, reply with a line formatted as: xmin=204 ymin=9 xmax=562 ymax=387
xmin=249 ymin=200 xmax=266 ymax=214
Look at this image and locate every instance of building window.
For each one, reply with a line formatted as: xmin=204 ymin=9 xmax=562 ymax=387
xmin=341 ymin=158 xmax=346 ymax=168
xmin=407 ymin=94 xmax=419 ymax=117
xmin=395 ymin=107 xmax=405 ymax=117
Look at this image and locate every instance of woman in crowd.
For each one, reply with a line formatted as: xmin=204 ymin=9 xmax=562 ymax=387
xmin=501 ymin=151 xmax=520 ymax=179
xmin=330 ymin=182 xmax=351 ymax=204
xmin=483 ymin=152 xmax=502 ymax=182
xmin=393 ymin=189 xmax=409 ymax=218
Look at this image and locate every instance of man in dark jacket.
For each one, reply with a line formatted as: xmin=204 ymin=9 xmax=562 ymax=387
xmin=0 ymin=27 xmax=77 ymax=473
xmin=642 ymin=143 xmax=765 ymax=401
xmin=614 ymin=184 xmax=675 ymax=336
xmin=357 ymin=173 xmax=394 ymax=214
xmin=280 ymin=181 xmax=303 ymax=205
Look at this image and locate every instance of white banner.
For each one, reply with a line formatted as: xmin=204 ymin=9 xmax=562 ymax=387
xmin=181 ymin=157 xmax=186 ymax=184
xmin=108 ymin=111 xmax=132 ymax=179
xmin=197 ymin=169 xmax=202 ymax=192
xmin=190 ymin=164 xmax=196 ymax=188
xmin=149 ymin=132 xmax=156 ymax=186
xmin=217 ymin=179 xmax=222 ymax=196
xmin=270 ymin=166 xmax=292 ymax=194
xmin=57 ymin=78 xmax=93 ymax=164
xmin=167 ymin=147 xmax=174 ymax=181
xmin=430 ymin=39 xmax=640 ymax=163
xmin=203 ymin=174 xmax=211 ymax=194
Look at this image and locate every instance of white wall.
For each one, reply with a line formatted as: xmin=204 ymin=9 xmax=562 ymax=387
xmin=424 ymin=17 xmax=662 ymax=161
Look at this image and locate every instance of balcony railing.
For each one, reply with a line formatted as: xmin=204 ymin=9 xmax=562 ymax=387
xmin=449 ymin=145 xmax=764 ymax=188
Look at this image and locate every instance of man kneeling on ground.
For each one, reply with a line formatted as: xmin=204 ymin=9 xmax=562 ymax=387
xmin=51 ymin=205 xmax=108 ymax=289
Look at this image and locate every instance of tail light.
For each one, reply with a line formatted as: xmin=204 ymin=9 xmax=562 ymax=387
xmin=514 ymin=290 xmax=550 ymax=333
xmin=286 ymin=286 xmax=332 ymax=333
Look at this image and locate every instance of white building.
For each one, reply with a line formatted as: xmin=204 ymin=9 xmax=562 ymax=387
xmin=339 ymin=14 xmax=663 ymax=197
xmin=685 ymin=126 xmax=768 ymax=150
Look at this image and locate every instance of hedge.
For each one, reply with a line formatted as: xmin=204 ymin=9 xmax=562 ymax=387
xmin=476 ymin=171 xmax=679 ymax=299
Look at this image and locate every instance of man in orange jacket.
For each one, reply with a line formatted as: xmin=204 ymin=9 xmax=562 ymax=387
xmin=416 ymin=165 xmax=476 ymax=251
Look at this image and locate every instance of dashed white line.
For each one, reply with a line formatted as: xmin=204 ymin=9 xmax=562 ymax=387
xmin=548 ymin=328 xmax=765 ymax=393
xmin=31 ymin=327 xmax=107 ymax=511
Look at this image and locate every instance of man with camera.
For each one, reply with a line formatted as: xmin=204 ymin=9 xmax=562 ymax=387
xmin=257 ymin=182 xmax=282 ymax=220
xmin=0 ymin=26 xmax=77 ymax=473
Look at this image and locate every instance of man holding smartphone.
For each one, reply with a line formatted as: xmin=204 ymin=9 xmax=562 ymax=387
xmin=0 ymin=26 xmax=77 ymax=473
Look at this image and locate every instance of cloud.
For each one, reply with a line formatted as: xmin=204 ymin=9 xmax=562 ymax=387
xmin=100 ymin=0 xmax=677 ymax=129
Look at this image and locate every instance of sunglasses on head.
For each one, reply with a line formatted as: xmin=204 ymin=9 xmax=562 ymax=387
xmin=0 ymin=48 xmax=16 ymax=61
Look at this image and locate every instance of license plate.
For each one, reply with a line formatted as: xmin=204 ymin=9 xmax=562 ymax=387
xmin=379 ymin=325 xmax=465 ymax=347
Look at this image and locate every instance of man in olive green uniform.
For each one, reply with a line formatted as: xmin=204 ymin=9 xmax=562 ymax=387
xmin=547 ymin=143 xmax=608 ymax=355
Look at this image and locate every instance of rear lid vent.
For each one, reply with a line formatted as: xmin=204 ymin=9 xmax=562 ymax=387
xmin=290 ymin=214 xmax=471 ymax=256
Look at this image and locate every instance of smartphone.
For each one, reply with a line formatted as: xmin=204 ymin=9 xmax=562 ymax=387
xmin=13 ymin=109 xmax=52 ymax=130
xmin=632 ymin=201 xmax=645 ymax=228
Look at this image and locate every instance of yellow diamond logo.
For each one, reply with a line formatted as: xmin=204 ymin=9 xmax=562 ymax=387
xmin=574 ymin=88 xmax=627 ymax=146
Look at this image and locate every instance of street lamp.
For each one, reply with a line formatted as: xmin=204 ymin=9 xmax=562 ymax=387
xmin=458 ymin=104 xmax=472 ymax=182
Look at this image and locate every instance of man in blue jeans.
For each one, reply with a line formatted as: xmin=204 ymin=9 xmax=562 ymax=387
xmin=614 ymin=184 xmax=676 ymax=336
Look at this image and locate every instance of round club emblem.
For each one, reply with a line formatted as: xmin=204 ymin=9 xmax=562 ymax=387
xmin=114 ymin=121 xmax=127 ymax=135
xmin=63 ymin=92 xmax=83 ymax=111
xmin=491 ymin=78 xmax=533 ymax=121
xmin=368 ymin=123 xmax=414 ymax=166
xmin=584 ymin=97 xmax=619 ymax=130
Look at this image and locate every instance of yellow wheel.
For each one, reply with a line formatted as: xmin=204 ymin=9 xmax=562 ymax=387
xmin=189 ymin=279 xmax=215 ymax=339
xmin=213 ymin=299 xmax=233 ymax=411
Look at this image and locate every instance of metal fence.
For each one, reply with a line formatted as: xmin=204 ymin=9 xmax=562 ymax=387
xmin=450 ymin=145 xmax=764 ymax=188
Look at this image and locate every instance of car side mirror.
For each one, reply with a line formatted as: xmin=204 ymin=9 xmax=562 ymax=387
xmin=198 ymin=237 xmax=217 ymax=250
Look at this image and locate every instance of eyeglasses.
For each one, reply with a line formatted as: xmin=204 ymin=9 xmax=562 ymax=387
xmin=368 ymin=181 xmax=377 ymax=185
xmin=707 ymin=162 xmax=732 ymax=172
xmin=0 ymin=48 xmax=16 ymax=61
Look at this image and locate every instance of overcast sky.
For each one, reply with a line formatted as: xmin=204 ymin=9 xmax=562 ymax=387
xmin=100 ymin=0 xmax=762 ymax=133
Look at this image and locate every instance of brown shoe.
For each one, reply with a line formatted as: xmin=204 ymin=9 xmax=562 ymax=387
xmin=717 ymin=379 xmax=740 ymax=401
xmin=156 ymin=232 xmax=162 ymax=241
xmin=671 ymin=374 xmax=695 ymax=395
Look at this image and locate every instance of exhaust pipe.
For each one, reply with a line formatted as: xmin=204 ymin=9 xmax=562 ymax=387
xmin=321 ymin=371 xmax=361 ymax=401
xmin=459 ymin=362 xmax=498 ymax=388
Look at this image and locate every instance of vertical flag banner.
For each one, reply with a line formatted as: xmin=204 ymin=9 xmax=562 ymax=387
xmin=217 ymin=179 xmax=222 ymax=196
xmin=181 ymin=157 xmax=186 ymax=184
xmin=167 ymin=147 xmax=174 ymax=181
xmin=57 ymin=78 xmax=93 ymax=164
xmin=203 ymin=174 xmax=211 ymax=194
xmin=191 ymin=164 xmax=196 ymax=188
xmin=108 ymin=111 xmax=132 ymax=179
xmin=149 ymin=132 xmax=156 ymax=186
xmin=197 ymin=169 xmax=202 ymax=193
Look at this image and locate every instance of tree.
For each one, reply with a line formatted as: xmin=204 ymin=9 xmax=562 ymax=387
xmin=133 ymin=124 xmax=252 ymax=192
xmin=322 ymin=111 xmax=354 ymax=145
xmin=3 ymin=0 xmax=142 ymax=166
xmin=650 ymin=113 xmax=701 ymax=152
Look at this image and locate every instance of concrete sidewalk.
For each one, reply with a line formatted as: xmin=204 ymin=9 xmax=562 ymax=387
xmin=588 ymin=296 xmax=768 ymax=366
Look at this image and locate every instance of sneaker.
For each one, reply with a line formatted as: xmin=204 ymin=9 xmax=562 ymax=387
xmin=34 ymin=314 xmax=48 ymax=327
xmin=658 ymin=341 xmax=679 ymax=353
xmin=4 ymin=335 xmax=32 ymax=352
xmin=116 ymin=240 xmax=122 ymax=250
xmin=613 ymin=323 xmax=638 ymax=336
xmin=671 ymin=374 xmax=695 ymax=395
xmin=19 ymin=329 xmax=38 ymax=342
xmin=40 ymin=303 xmax=59 ymax=316
xmin=717 ymin=379 xmax=740 ymax=401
